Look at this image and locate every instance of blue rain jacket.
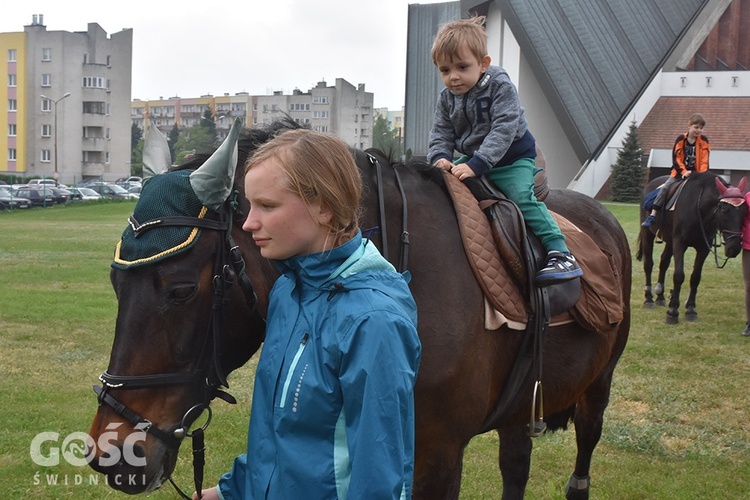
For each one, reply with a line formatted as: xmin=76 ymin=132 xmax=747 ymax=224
xmin=217 ymin=231 xmax=421 ymax=499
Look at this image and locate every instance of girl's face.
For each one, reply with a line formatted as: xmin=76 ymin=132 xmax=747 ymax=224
xmin=436 ymin=43 xmax=491 ymax=95
xmin=242 ymin=157 xmax=332 ymax=260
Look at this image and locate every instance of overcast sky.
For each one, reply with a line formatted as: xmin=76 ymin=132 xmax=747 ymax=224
xmin=1 ymin=0 xmax=448 ymax=110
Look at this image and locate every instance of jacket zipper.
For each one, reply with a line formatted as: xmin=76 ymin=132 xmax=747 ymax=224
xmin=279 ymin=332 xmax=309 ymax=408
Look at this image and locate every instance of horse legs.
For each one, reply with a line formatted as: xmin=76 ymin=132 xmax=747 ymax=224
xmin=684 ymin=248 xmax=709 ymax=321
xmin=655 ymin=244 xmax=672 ymax=307
xmin=641 ymin=228 xmax=656 ymax=307
xmin=667 ymin=246 xmax=687 ymax=324
xmin=497 ymin=427 xmax=532 ymax=500
xmin=564 ymin=371 xmax=616 ymax=500
xmin=412 ymin=436 xmax=465 ymax=500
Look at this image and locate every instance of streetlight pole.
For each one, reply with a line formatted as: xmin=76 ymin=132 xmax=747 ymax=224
xmin=40 ymin=92 xmax=70 ymax=183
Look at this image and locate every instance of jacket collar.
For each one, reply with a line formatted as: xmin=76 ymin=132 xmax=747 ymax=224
xmin=277 ymin=231 xmax=363 ymax=286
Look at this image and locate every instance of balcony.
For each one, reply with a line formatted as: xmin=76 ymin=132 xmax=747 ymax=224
xmin=83 ymin=137 xmax=106 ymax=152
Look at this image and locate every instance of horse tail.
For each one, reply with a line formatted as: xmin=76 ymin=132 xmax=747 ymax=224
xmin=636 ymin=231 xmax=644 ymax=261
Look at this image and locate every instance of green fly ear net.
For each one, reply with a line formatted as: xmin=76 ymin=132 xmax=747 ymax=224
xmin=112 ymin=119 xmax=242 ymax=269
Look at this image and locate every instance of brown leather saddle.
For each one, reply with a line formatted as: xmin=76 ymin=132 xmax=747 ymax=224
xmin=443 ymin=169 xmax=623 ymax=334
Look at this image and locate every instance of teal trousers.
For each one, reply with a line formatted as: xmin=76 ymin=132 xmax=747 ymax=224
xmin=486 ymin=158 xmax=568 ymax=253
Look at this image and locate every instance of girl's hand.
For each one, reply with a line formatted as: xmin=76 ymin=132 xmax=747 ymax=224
xmin=193 ymin=487 xmax=220 ymax=500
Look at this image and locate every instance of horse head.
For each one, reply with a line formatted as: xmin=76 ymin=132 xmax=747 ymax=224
xmin=715 ymin=176 xmax=748 ymax=258
xmin=87 ymin=120 xmax=270 ymax=493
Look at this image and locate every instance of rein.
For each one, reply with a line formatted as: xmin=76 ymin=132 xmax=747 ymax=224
xmin=94 ymin=192 xmax=259 ymax=499
xmin=367 ymin=152 xmax=410 ymax=272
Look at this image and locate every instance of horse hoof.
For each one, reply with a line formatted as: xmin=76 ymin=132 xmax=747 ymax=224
xmin=655 ymin=299 xmax=667 ymax=307
xmin=666 ymin=312 xmax=679 ymax=325
xmin=565 ymin=474 xmax=590 ymax=500
xmin=685 ymin=311 xmax=698 ymax=322
xmin=644 ymin=301 xmax=655 ymax=309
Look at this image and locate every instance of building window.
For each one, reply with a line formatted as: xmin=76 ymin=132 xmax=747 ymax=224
xmin=42 ymin=98 xmax=52 ymax=112
xmin=8 ymin=124 xmax=17 ymax=136
xmin=42 ymin=48 xmax=51 ymax=61
xmin=106 ymin=127 xmax=111 ymax=139
xmin=8 ymin=99 xmax=17 ymax=111
xmin=8 ymin=74 xmax=16 ymax=87
xmin=41 ymin=149 xmax=51 ymax=162
xmin=9 ymin=148 xmax=17 ymax=160
xmin=8 ymin=49 xmax=17 ymax=62
xmin=82 ymin=76 xmax=107 ymax=89
xmin=106 ymin=55 xmax=111 ymax=67
xmin=83 ymin=53 xmax=89 ymax=64
xmin=313 ymin=96 xmax=329 ymax=104
xmin=83 ymin=101 xmax=106 ymax=114
xmin=41 ymin=124 xmax=52 ymax=137
xmin=41 ymin=74 xmax=51 ymax=87
xmin=106 ymin=152 xmax=110 ymax=164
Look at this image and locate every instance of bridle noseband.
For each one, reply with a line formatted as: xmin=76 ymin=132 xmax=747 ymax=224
xmin=93 ymin=192 xmax=260 ymax=499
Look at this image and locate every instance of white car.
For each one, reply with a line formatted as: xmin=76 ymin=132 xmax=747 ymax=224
xmin=68 ymin=187 xmax=102 ymax=201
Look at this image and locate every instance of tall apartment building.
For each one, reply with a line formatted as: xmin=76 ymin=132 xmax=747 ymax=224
xmin=132 ymin=78 xmax=374 ymax=150
xmin=1 ymin=15 xmax=132 ymax=184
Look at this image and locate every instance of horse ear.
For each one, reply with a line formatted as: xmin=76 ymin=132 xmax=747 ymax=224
xmin=189 ymin=118 xmax=243 ymax=211
xmin=739 ymin=176 xmax=748 ymax=194
xmin=715 ymin=177 xmax=728 ymax=196
xmin=142 ymin=126 xmax=172 ymax=182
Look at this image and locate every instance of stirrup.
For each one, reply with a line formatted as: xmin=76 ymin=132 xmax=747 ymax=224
xmin=527 ymin=380 xmax=547 ymax=437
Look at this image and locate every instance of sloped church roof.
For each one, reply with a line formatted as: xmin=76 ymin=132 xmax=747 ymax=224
xmin=463 ymin=0 xmax=712 ymax=162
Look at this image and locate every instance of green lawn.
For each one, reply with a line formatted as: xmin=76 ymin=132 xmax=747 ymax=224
xmin=1 ymin=200 xmax=748 ymax=498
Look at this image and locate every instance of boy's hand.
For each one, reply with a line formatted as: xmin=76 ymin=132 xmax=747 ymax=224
xmin=449 ymin=163 xmax=476 ymax=181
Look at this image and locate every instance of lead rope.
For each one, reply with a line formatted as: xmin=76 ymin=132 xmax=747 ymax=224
xmin=167 ymin=428 xmax=205 ymax=499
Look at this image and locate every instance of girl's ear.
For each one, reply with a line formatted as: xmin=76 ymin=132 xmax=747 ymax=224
xmin=316 ymin=203 xmax=334 ymax=226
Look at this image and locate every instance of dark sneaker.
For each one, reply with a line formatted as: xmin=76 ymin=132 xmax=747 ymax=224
xmin=641 ymin=215 xmax=656 ymax=227
xmin=535 ymin=251 xmax=583 ymax=286
xmin=742 ymin=323 xmax=750 ymax=337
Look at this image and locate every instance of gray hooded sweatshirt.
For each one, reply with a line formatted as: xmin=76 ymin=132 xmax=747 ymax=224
xmin=427 ymin=65 xmax=536 ymax=176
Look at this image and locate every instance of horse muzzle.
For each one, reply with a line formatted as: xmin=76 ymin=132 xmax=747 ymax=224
xmin=86 ymin=426 xmax=172 ymax=494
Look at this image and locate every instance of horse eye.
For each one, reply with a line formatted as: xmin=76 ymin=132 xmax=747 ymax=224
xmin=168 ymin=284 xmax=197 ymax=302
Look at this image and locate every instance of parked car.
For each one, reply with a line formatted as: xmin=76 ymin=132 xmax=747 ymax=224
xmin=127 ymin=185 xmax=141 ymax=199
xmin=27 ymin=178 xmax=59 ymax=187
xmin=0 ymin=187 xmax=31 ymax=210
xmin=87 ymin=183 xmax=138 ymax=200
xmin=68 ymin=187 xmax=102 ymax=201
xmin=11 ymin=187 xmax=56 ymax=207
xmin=45 ymin=187 xmax=73 ymax=204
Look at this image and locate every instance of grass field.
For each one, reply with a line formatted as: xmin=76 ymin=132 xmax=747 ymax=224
xmin=1 ymin=200 xmax=749 ymax=499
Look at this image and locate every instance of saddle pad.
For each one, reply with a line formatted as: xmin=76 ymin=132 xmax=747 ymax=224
xmin=444 ymin=171 xmax=623 ymax=333
xmin=443 ymin=172 xmax=528 ymax=329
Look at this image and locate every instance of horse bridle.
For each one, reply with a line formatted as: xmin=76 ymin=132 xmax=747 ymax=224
xmin=93 ymin=192 xmax=260 ymax=499
xmin=697 ymin=186 xmax=745 ymax=269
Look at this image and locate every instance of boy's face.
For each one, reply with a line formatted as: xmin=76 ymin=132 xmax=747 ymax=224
xmin=436 ymin=43 xmax=491 ymax=95
xmin=687 ymin=122 xmax=704 ymax=141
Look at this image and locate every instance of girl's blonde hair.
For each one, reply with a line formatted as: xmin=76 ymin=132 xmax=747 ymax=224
xmin=431 ymin=16 xmax=487 ymax=65
xmin=244 ymin=129 xmax=362 ymax=245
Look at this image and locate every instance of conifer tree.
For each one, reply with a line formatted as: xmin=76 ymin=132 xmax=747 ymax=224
xmin=610 ymin=119 xmax=645 ymax=202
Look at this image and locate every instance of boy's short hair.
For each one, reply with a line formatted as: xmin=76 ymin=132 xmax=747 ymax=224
xmin=689 ymin=113 xmax=706 ymax=126
xmin=431 ymin=16 xmax=487 ymax=66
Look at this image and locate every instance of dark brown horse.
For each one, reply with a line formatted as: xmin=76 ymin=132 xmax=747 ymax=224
xmin=88 ymin=119 xmax=630 ymax=499
xmin=637 ymin=172 xmax=746 ymax=323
